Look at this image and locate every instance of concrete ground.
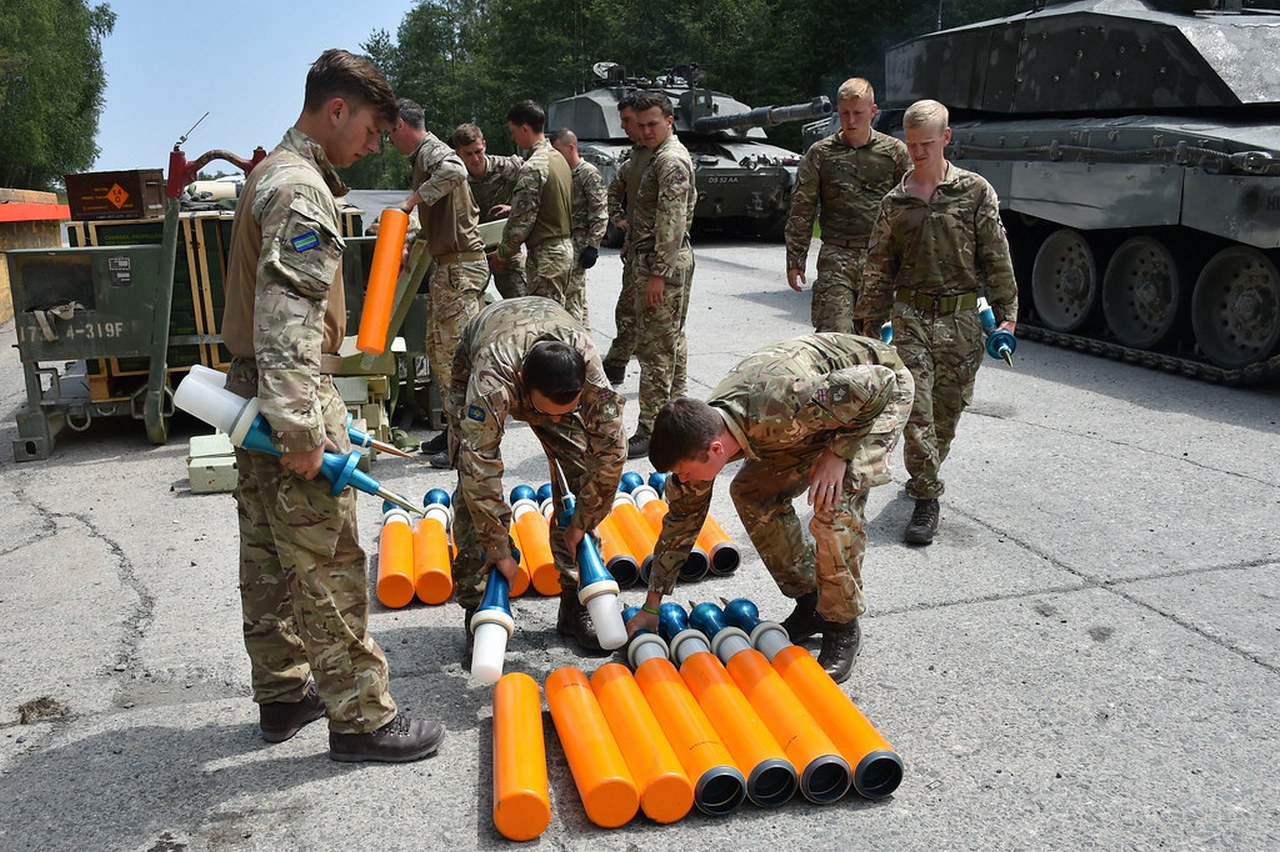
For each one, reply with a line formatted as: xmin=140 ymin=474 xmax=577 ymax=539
xmin=1 ymin=237 xmax=1278 ymax=850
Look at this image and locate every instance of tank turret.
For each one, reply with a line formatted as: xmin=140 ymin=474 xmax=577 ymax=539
xmin=878 ymin=0 xmax=1280 ymax=382
xmin=548 ymin=64 xmax=830 ymax=241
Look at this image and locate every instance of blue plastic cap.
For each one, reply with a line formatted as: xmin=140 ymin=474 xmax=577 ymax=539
xmin=509 ymin=484 xmax=536 ymax=504
xmin=536 ymin=482 xmax=554 ymax=504
xmin=723 ymin=598 xmax=762 ymax=632
xmin=424 ymin=488 xmax=451 ymax=508
xmin=689 ymin=601 xmax=728 ymax=637
xmin=658 ymin=602 xmax=689 ymax=642
xmin=647 ymin=471 xmax=668 ymax=495
xmin=619 ymin=471 xmax=644 ymax=493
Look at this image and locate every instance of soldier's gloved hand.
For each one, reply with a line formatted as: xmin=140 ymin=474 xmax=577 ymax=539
xmin=578 ymin=245 xmax=599 ymax=269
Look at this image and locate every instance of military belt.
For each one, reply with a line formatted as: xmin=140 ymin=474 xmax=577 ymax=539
xmin=433 ymin=250 xmax=486 ymax=265
xmin=821 ymin=235 xmax=868 ymax=250
xmin=895 ymin=288 xmax=979 ymax=314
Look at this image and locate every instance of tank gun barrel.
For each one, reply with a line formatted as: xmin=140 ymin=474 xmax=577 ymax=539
xmin=693 ymin=96 xmax=831 ymax=134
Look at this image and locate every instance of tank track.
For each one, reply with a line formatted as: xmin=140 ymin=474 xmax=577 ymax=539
xmin=1018 ymin=324 xmax=1280 ymax=386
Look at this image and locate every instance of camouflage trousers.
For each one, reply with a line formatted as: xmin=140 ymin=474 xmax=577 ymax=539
xmin=227 ymin=362 xmax=396 ymax=734
xmin=602 ymin=251 xmax=640 ymax=372
xmin=632 ymin=246 xmax=693 ymax=436
xmin=891 ymin=306 xmax=985 ymax=500
xmin=491 ymin=251 xmax=526 ymax=300
xmin=566 ymin=250 xmax=591 ymax=330
xmin=426 ymin=258 xmax=489 ymax=397
xmin=524 ymin=237 xmax=576 ymax=311
xmin=811 ymin=243 xmax=867 ymax=333
xmin=450 ymin=421 xmax=600 ymax=609
xmin=729 ymin=362 xmax=912 ymax=622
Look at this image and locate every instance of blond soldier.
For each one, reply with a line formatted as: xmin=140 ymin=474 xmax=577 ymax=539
xmin=626 ymin=90 xmax=696 ymax=460
xmin=601 ymin=94 xmax=652 ymax=385
xmin=390 ymin=98 xmax=488 ymax=469
xmin=492 ymin=100 xmax=575 ymax=308
xmin=220 ymin=49 xmax=443 ymax=762
xmin=550 ymin=127 xmax=609 ymax=327
xmin=854 ymin=99 xmax=1017 ymax=545
xmin=446 ymin=297 xmax=626 ymax=657
xmin=452 ymin=123 xmax=526 ymax=299
xmin=786 ymin=78 xmax=910 ymax=332
xmin=624 ymin=334 xmax=914 ymax=683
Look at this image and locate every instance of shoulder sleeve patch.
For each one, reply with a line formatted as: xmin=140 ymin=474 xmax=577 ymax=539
xmin=291 ymin=230 xmax=320 ymax=252
xmin=467 ymin=404 xmax=487 ymax=423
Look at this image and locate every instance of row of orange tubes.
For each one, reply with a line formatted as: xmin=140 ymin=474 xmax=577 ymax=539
xmin=490 ymin=623 xmax=900 ymax=838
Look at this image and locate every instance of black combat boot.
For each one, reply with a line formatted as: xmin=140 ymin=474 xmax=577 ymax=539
xmin=556 ymin=592 xmax=605 ymax=654
xmin=420 ymin=428 xmax=449 ymax=454
xmin=329 ymin=714 xmax=446 ymax=763
xmin=780 ymin=591 xmax=823 ymax=643
xmin=603 ymin=362 xmax=626 ymax=385
xmin=904 ymin=498 xmax=940 ymax=545
xmin=259 ymin=683 xmax=326 ymax=743
xmin=627 ymin=433 xmax=650 ymax=460
xmin=816 ymin=618 xmax=862 ymax=684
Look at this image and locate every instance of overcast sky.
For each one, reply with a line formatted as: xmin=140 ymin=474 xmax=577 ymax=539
xmin=92 ymin=0 xmax=415 ymax=173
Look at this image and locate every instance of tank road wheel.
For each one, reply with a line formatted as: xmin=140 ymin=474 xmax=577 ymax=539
xmin=1191 ymin=247 xmax=1280 ymax=369
xmin=1102 ymin=236 xmax=1186 ymax=350
xmin=1031 ymin=229 xmax=1099 ymax=332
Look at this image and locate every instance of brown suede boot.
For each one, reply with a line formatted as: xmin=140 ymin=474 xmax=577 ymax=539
xmin=816 ymin=619 xmax=862 ymax=683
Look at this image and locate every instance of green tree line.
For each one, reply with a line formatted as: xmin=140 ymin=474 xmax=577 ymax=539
xmin=339 ymin=0 xmax=1026 ymax=189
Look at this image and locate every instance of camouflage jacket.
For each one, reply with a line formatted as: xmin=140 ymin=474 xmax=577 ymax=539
xmin=569 ymin=159 xmax=609 ymax=252
xmin=409 ymin=131 xmax=484 ymax=257
xmin=497 ymin=138 xmax=572 ymax=260
xmin=784 ymin=129 xmax=910 ymax=269
xmin=606 ymin=144 xmax=652 ymax=228
xmin=451 ymin=297 xmax=627 ymax=562
xmin=222 ymin=127 xmax=346 ymax=452
xmin=650 ymin=333 xmax=904 ymax=594
xmin=469 ymin=153 xmax=523 ymax=221
xmin=628 ymin=134 xmax=696 ymax=278
xmin=854 ymin=163 xmax=1018 ymax=329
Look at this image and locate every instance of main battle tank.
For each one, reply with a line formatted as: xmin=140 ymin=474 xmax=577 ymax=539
xmin=878 ymin=0 xmax=1280 ymax=383
xmin=548 ymin=63 xmax=831 ymax=242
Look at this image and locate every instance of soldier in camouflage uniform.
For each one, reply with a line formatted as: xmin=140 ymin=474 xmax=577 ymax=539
xmin=854 ymin=99 xmax=1018 ymax=546
xmin=452 ymin=123 xmax=526 ymax=299
xmin=601 ymin=95 xmax=650 ymax=386
xmin=220 ymin=49 xmax=443 ymax=762
xmin=550 ymin=128 xmax=609 ymax=328
xmin=625 ymin=334 xmax=914 ymax=683
xmin=492 ymin=101 xmax=575 ymax=310
xmin=626 ymin=90 xmax=696 ymax=460
xmin=785 ymin=78 xmax=910 ymax=333
xmin=444 ymin=297 xmax=627 ymax=657
xmin=390 ymin=99 xmax=489 ymax=469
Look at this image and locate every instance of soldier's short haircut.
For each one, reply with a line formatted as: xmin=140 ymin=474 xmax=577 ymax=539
xmin=548 ymin=128 xmax=577 ymax=146
xmin=617 ymin=92 xmax=638 ymax=113
xmin=837 ymin=78 xmax=875 ymax=104
xmin=507 ymin=100 xmax=546 ymax=133
xmin=649 ymin=398 xmax=722 ymax=472
xmin=521 ymin=340 xmax=585 ymax=404
xmin=304 ymin=49 xmax=398 ymax=126
xmin=397 ymin=98 xmax=426 ymax=131
xmin=451 ymin=123 xmax=484 ymax=148
xmin=632 ymin=90 xmax=674 ymax=117
xmin=904 ymin=99 xmax=949 ymax=132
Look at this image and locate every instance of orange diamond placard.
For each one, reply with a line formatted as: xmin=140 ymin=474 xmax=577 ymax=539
xmin=106 ymin=183 xmax=130 ymax=209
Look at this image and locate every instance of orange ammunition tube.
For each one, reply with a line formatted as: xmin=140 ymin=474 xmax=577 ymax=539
xmin=590 ymin=663 xmax=694 ymax=824
xmin=725 ymin=647 xmax=851 ymax=803
xmin=771 ymin=643 xmax=903 ymax=798
xmin=506 ymin=521 xmax=532 ymax=598
xmin=512 ymin=498 xmax=559 ymax=595
xmin=678 ymin=650 xmax=797 ymax=808
xmin=696 ymin=513 xmax=741 ymax=575
xmin=544 ymin=667 xmax=639 ymax=829
xmin=356 ymin=207 xmax=409 ymax=355
xmin=596 ymin=514 xmax=640 ymax=588
xmin=375 ymin=508 xmax=415 ymax=608
xmin=492 ymin=672 xmax=552 ymax=841
xmin=633 ymin=485 xmax=708 ymax=581
xmin=413 ymin=503 xmax=453 ymax=605
xmin=609 ymin=493 xmax=658 ymax=577
xmin=631 ymin=652 xmax=746 ymax=816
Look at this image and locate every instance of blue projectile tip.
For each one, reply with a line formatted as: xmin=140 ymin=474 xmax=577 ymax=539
xmin=509 ymin=484 xmax=536 ymax=504
xmin=689 ymin=601 xmax=728 ymax=637
xmin=423 ymin=488 xmax=451 ymax=508
xmin=620 ymin=471 xmax=644 ymax=493
xmin=536 ymin=482 xmax=554 ymax=504
xmin=722 ymin=598 xmax=762 ymax=632
xmin=657 ymin=602 xmax=689 ymax=642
